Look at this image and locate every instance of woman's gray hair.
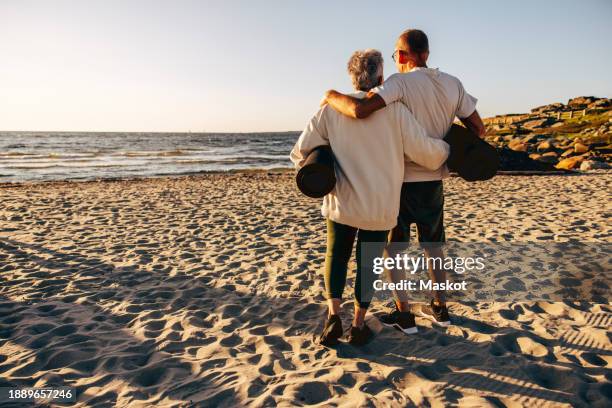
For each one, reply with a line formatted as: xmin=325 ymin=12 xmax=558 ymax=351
xmin=347 ymin=49 xmax=384 ymax=92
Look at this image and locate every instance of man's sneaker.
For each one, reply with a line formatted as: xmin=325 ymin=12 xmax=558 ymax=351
xmin=417 ymin=299 xmax=451 ymax=327
xmin=318 ymin=314 xmax=343 ymax=346
xmin=347 ymin=323 xmax=374 ymax=346
xmin=378 ymin=309 xmax=418 ymax=334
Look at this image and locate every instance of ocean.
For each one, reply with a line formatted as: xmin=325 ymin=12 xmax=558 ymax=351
xmin=0 ymin=131 xmax=300 ymax=182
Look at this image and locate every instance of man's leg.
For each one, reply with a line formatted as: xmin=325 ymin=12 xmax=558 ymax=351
xmin=418 ymin=244 xmax=451 ymax=326
xmin=377 ymin=183 xmax=419 ymax=334
xmin=412 ymin=181 xmax=451 ymax=325
xmin=384 ymin=182 xmax=414 ymax=312
xmin=385 ymin=223 xmax=412 ymax=312
xmin=412 ymin=181 xmax=446 ymax=305
xmin=423 ymin=245 xmax=446 ymax=305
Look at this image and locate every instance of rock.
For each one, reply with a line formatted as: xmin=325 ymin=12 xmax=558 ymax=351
xmin=539 ymin=151 xmax=559 ymax=163
xmin=588 ymin=98 xmax=610 ymax=109
xmin=497 ymin=148 xmax=558 ymax=171
xmin=537 ymin=140 xmax=554 ymax=151
xmin=561 ymin=148 xmax=575 ymax=157
xmin=538 ymin=154 xmax=558 ymax=164
xmin=594 ymin=144 xmax=612 ymax=154
xmin=593 ymin=127 xmax=610 ymax=137
xmin=531 ymin=102 xmax=564 ymax=114
xmin=514 ymin=127 xmax=532 ymax=135
xmin=509 ymin=140 xmax=528 ymax=152
xmin=556 ymin=156 xmax=584 ymax=170
xmin=574 ymin=143 xmax=590 ymax=153
xmin=568 ymin=96 xmax=596 ymax=107
xmin=522 ymin=118 xmax=554 ymax=129
xmin=522 ymin=134 xmax=537 ymax=143
xmin=580 ymin=160 xmax=610 ymax=171
xmin=556 ymin=140 xmax=571 ymax=149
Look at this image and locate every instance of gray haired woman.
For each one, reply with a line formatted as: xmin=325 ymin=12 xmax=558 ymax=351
xmin=290 ymin=50 xmax=449 ymax=346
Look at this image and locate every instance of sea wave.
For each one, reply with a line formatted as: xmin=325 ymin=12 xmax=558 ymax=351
xmin=0 ymin=152 xmax=98 ymax=159
xmin=2 ymin=163 xmax=137 ymax=169
xmin=0 ymin=131 xmax=298 ymax=181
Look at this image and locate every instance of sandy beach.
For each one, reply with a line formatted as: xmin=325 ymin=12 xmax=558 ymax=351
xmin=0 ymin=171 xmax=610 ymax=407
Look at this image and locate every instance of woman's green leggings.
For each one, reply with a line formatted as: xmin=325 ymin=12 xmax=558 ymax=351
xmin=325 ymin=219 xmax=389 ymax=309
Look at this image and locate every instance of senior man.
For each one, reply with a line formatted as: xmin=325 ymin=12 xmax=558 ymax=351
xmin=322 ymin=29 xmax=486 ymax=331
xmin=291 ymin=49 xmax=449 ymax=346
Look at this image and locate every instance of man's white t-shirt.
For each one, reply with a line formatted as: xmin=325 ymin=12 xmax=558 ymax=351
xmin=371 ymin=67 xmax=477 ymax=182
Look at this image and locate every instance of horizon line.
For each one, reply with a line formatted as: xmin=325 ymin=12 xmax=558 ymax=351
xmin=0 ymin=129 xmax=303 ymax=134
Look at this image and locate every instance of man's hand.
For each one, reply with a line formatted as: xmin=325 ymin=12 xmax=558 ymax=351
xmin=323 ymin=90 xmax=386 ymax=119
xmin=320 ymin=90 xmax=336 ymax=107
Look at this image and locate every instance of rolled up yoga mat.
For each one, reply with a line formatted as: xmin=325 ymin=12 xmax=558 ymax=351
xmin=296 ymin=145 xmax=336 ymax=198
xmin=444 ymin=124 xmax=499 ymax=181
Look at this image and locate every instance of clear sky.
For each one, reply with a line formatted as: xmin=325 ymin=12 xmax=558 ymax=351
xmin=1 ymin=0 xmax=611 ymax=132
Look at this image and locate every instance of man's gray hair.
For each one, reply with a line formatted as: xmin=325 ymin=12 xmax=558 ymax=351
xmin=347 ymin=49 xmax=384 ymax=92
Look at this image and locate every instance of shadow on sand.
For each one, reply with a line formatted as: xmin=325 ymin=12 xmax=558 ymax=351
xmin=0 ymin=239 xmax=610 ymax=406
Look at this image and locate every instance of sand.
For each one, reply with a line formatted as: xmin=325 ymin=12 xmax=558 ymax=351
xmin=0 ymin=171 xmax=610 ymax=407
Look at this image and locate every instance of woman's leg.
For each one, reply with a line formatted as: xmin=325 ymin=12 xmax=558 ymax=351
xmin=354 ymin=228 xmax=390 ymax=327
xmin=324 ymin=219 xmax=357 ymax=317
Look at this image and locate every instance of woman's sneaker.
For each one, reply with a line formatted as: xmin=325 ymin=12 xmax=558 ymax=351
xmin=347 ymin=323 xmax=374 ymax=346
xmin=417 ymin=299 xmax=450 ymax=327
xmin=318 ymin=314 xmax=343 ymax=346
xmin=378 ymin=308 xmax=418 ymax=334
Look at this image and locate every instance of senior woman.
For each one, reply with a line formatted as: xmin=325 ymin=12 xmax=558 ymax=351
xmin=290 ymin=49 xmax=449 ymax=346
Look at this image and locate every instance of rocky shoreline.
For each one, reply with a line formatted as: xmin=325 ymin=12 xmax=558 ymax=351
xmin=483 ymin=96 xmax=611 ymax=171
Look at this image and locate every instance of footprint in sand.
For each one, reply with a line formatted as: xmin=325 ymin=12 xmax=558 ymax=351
xmin=524 ymin=363 xmax=579 ymax=391
xmin=516 ymin=336 xmax=549 ymax=358
xmin=219 ymin=333 xmax=242 ymax=347
xmin=415 ymin=361 xmax=452 ymax=381
xmin=285 ymin=381 xmax=332 ymax=405
xmin=581 ymin=352 xmax=608 ymax=367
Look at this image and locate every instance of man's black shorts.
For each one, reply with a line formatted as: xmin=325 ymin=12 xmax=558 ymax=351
xmin=389 ymin=180 xmax=445 ymax=245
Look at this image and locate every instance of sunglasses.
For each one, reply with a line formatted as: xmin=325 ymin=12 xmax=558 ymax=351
xmin=391 ymin=50 xmax=408 ymax=62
